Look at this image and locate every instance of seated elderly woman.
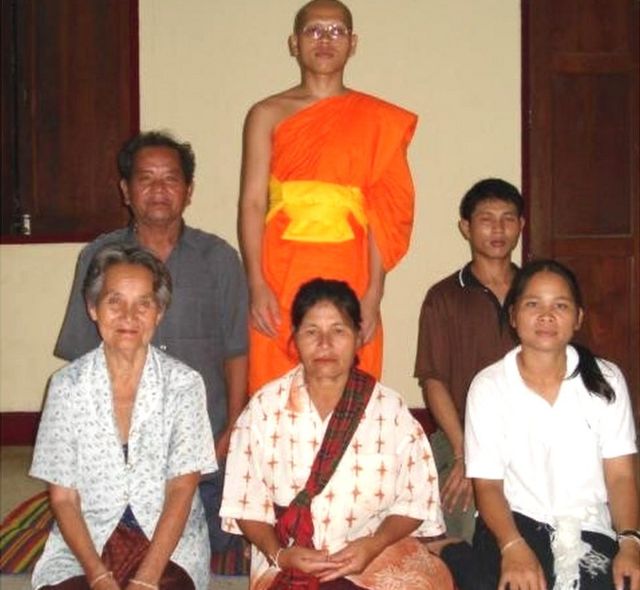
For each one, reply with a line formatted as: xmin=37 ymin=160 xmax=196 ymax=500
xmin=30 ymin=244 xmax=216 ymax=590
xmin=220 ymin=278 xmax=454 ymax=590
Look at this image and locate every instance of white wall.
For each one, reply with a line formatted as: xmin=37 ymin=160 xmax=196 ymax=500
xmin=0 ymin=0 xmax=520 ymax=411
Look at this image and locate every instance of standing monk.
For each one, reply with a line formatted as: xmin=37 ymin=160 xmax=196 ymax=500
xmin=240 ymin=0 xmax=418 ymax=393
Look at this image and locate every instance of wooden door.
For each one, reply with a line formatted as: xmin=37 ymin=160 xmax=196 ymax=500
xmin=1 ymin=0 xmax=138 ymax=241
xmin=523 ymin=0 xmax=639 ymax=407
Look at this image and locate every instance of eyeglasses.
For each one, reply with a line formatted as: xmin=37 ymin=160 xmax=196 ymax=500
xmin=300 ymin=23 xmax=351 ymax=41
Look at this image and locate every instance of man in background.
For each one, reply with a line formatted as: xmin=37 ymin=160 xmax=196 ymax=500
xmin=414 ymin=178 xmax=524 ymax=541
xmin=55 ymin=130 xmax=248 ymax=554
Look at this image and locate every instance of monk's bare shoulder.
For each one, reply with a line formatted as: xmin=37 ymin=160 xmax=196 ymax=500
xmin=245 ymin=86 xmax=317 ymax=133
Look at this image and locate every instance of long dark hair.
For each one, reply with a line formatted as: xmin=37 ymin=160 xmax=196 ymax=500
xmin=505 ymin=259 xmax=615 ymax=402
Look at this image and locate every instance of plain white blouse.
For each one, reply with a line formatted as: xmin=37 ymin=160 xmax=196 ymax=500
xmin=465 ymin=345 xmax=637 ymax=538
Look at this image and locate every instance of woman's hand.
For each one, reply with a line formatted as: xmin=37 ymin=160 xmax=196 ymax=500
xmin=249 ymin=283 xmax=281 ymax=338
xmin=49 ymin=484 xmax=116 ymax=589
xmin=319 ymin=537 xmax=382 ymax=581
xmin=128 ymin=473 xmax=199 ymax=590
xmin=318 ymin=515 xmax=421 ymax=582
xmin=279 ymin=545 xmax=336 ymax=577
xmin=473 ymin=479 xmax=546 ymax=590
xmin=603 ymin=455 xmax=640 ymax=590
xmin=499 ymin=541 xmax=547 ymax=590
xmin=613 ymin=540 xmax=640 ymax=590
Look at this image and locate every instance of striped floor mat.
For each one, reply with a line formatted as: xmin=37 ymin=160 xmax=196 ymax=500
xmin=0 ymin=490 xmax=52 ymax=573
xmin=0 ymin=491 xmax=249 ymax=576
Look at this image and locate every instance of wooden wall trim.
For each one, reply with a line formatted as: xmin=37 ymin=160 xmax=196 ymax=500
xmin=0 ymin=412 xmax=41 ymax=446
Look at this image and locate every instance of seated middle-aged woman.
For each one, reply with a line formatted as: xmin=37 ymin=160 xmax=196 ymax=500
xmin=464 ymin=259 xmax=640 ymax=590
xmin=220 ymin=278 xmax=454 ymax=590
xmin=29 ymin=244 xmax=217 ymax=590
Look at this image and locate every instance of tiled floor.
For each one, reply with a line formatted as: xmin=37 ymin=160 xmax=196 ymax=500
xmin=0 ymin=447 xmax=248 ymax=589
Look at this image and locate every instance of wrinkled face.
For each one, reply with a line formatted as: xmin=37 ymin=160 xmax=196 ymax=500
xmin=88 ymin=263 xmax=163 ymax=355
xmin=289 ymin=3 xmax=357 ymax=75
xmin=294 ymin=300 xmax=360 ymax=381
xmin=121 ymin=146 xmax=193 ymax=227
xmin=460 ymin=198 xmax=524 ymax=261
xmin=510 ymin=271 xmax=583 ymax=354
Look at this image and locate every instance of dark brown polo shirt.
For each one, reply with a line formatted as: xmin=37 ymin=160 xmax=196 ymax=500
xmin=414 ymin=264 xmax=518 ymax=422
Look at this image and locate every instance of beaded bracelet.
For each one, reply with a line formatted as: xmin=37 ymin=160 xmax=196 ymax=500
xmin=89 ymin=571 xmax=113 ymax=589
xmin=129 ymin=578 xmax=158 ymax=590
xmin=500 ymin=536 xmax=525 ymax=554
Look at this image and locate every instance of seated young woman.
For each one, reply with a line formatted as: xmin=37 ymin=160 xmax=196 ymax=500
xmin=464 ymin=259 xmax=639 ymax=590
xmin=220 ymin=278 xmax=454 ymax=590
xmin=30 ymin=245 xmax=216 ymax=590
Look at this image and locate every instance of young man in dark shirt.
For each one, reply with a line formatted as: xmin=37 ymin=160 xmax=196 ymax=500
xmin=414 ymin=178 xmax=524 ymax=541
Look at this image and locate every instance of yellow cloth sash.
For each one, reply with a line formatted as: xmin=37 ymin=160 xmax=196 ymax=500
xmin=267 ymin=178 xmax=367 ymax=243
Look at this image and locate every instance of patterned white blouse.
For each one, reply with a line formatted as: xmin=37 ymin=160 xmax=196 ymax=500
xmin=220 ymin=366 xmax=444 ymax=585
xmin=30 ymin=345 xmax=217 ymax=590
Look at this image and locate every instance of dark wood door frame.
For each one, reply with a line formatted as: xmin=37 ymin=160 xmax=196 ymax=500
xmin=521 ymin=0 xmax=639 ymax=414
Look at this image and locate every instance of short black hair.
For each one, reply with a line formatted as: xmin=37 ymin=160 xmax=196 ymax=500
xmin=117 ymin=130 xmax=196 ymax=185
xmin=294 ymin=0 xmax=353 ymax=33
xmin=291 ymin=278 xmax=361 ymax=332
xmin=459 ymin=178 xmax=524 ymax=220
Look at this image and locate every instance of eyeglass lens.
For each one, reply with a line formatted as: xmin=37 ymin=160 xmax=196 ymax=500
xmin=302 ymin=23 xmax=350 ymax=40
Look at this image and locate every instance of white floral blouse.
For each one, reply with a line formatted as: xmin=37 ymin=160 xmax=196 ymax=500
xmin=30 ymin=345 xmax=217 ymax=590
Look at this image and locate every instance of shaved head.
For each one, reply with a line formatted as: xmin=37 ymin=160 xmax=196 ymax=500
xmin=294 ymin=0 xmax=353 ymax=33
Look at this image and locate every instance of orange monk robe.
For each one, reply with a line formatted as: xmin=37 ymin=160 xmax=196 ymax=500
xmin=249 ymin=91 xmax=418 ymax=393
